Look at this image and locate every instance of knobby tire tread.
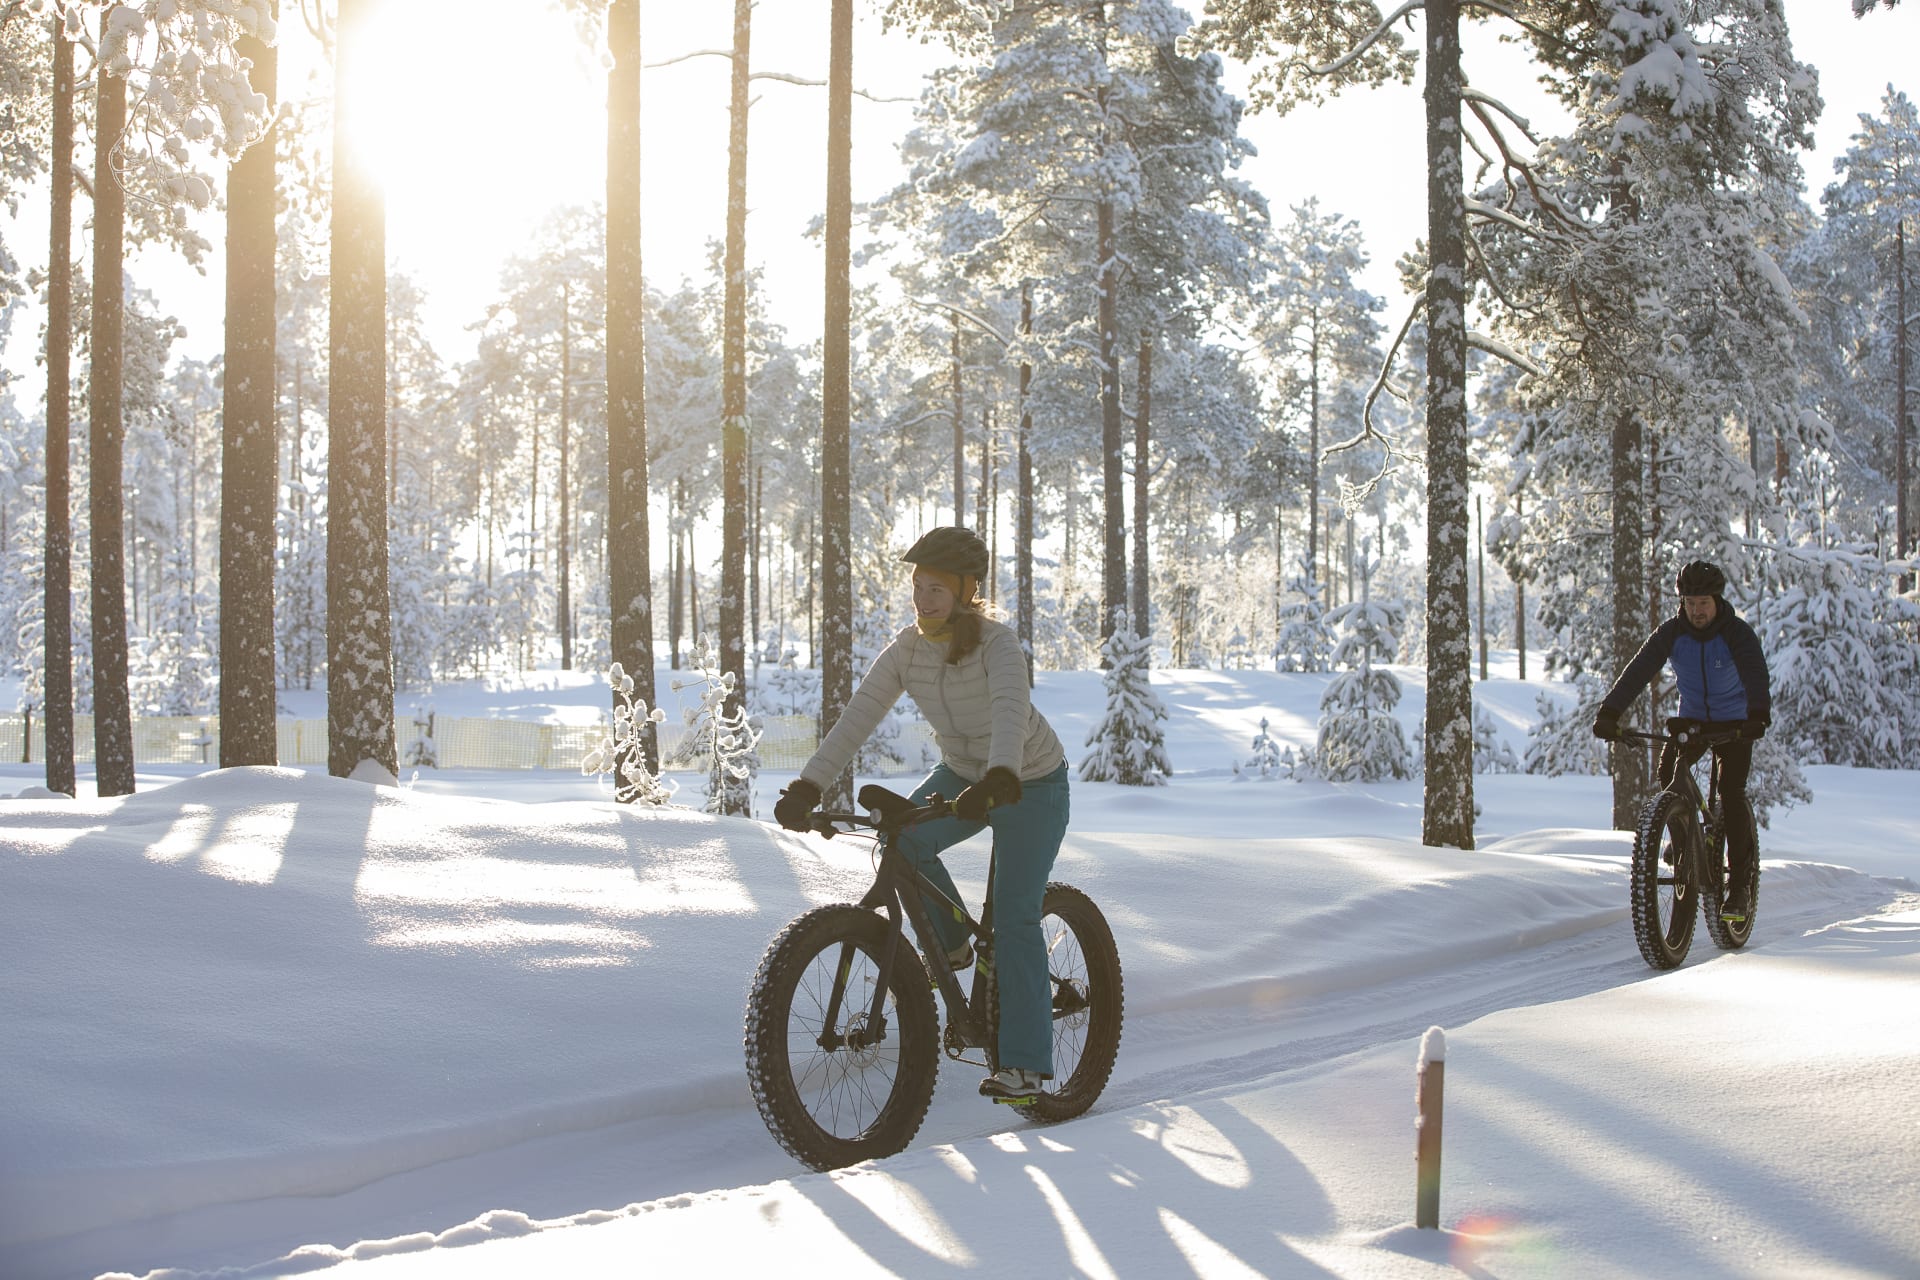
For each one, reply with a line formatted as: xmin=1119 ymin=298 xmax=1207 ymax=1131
xmin=1631 ymin=790 xmax=1696 ymax=969
xmin=744 ymin=905 xmax=939 ymax=1171
xmin=1009 ymin=882 xmax=1124 ymax=1123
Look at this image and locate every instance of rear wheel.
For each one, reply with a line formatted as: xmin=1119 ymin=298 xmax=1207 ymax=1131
xmin=1630 ymin=791 xmax=1697 ymax=969
xmin=1007 ymin=883 xmax=1123 ymax=1123
xmin=1701 ymin=798 xmax=1758 ymax=951
xmin=744 ymin=905 xmax=939 ymax=1171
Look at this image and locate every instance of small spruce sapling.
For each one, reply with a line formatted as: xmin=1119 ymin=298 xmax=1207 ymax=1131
xmin=673 ymin=636 xmax=762 ymax=817
xmin=1080 ymin=609 xmax=1173 ymax=786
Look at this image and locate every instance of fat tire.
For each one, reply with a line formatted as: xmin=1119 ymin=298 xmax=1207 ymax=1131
xmin=1701 ymin=797 xmax=1758 ymax=951
xmin=1005 ymin=883 xmax=1124 ymax=1123
xmin=744 ymin=905 xmax=939 ymax=1171
xmin=1631 ymin=790 xmax=1697 ymax=969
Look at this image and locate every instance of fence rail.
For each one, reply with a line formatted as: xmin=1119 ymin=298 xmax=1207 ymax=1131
xmin=0 ymin=712 xmax=935 ymax=776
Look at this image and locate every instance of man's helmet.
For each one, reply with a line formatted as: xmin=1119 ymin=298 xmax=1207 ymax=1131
xmin=1674 ymin=560 xmax=1727 ymax=597
xmin=901 ymin=526 xmax=989 ymax=580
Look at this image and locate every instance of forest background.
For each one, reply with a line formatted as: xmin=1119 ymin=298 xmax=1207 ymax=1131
xmin=0 ymin=0 xmax=1917 ymax=844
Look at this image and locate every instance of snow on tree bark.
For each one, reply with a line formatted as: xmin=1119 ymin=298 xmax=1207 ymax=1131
xmin=89 ymin=51 xmax=135 ymax=797
xmin=1421 ymin=0 xmax=1473 ymax=849
xmin=219 ymin=16 xmax=278 ymax=767
xmin=717 ymin=0 xmax=752 ymax=808
xmin=326 ymin=0 xmax=396 ymax=780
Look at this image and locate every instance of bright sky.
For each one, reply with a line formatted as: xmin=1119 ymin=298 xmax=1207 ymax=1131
xmin=4 ymin=0 xmax=1918 ymax=389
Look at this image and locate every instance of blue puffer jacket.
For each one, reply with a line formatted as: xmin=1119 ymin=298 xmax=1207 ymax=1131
xmin=1601 ymin=602 xmax=1771 ymax=724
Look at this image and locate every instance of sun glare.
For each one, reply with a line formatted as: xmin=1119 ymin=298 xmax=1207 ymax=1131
xmin=340 ymin=3 xmax=607 ymax=256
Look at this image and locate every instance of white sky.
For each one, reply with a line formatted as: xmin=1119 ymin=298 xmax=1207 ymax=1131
xmin=5 ymin=0 xmax=1917 ymax=391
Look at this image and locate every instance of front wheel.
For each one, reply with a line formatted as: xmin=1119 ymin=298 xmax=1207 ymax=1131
xmin=1701 ymin=798 xmax=1758 ymax=951
xmin=1007 ymin=883 xmax=1124 ymax=1123
xmin=744 ymin=905 xmax=940 ymax=1171
xmin=1630 ymin=791 xmax=1697 ymax=970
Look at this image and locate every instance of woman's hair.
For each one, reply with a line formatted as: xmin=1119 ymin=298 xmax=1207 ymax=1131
xmin=945 ymin=590 xmax=1004 ymax=665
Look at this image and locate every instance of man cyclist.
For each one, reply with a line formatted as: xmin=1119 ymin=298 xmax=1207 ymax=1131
xmin=1592 ymin=560 xmax=1772 ymax=918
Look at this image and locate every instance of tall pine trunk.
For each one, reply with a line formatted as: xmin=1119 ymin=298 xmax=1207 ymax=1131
xmin=220 ymin=12 xmax=279 ymax=767
xmin=558 ymin=282 xmax=573 ymax=670
xmin=1420 ymin=0 xmax=1474 ymax=849
xmin=820 ymin=0 xmax=855 ymax=804
xmin=89 ymin=52 xmax=134 ymax=797
xmin=326 ymin=0 xmax=396 ymax=778
xmin=44 ymin=14 xmax=76 ymax=796
xmin=1131 ymin=336 xmax=1151 ymax=631
xmin=606 ymin=0 xmax=657 ymax=775
xmin=1609 ymin=407 xmax=1649 ymax=828
xmin=1897 ymin=219 xmax=1910 ymax=591
xmin=716 ymin=0 xmax=751 ymax=779
xmin=951 ymin=315 xmax=965 ymax=520
xmin=1017 ymin=282 xmax=1035 ymax=684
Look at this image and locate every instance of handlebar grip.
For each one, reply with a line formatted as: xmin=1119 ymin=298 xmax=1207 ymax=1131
xmin=857 ymin=784 xmax=918 ymax=818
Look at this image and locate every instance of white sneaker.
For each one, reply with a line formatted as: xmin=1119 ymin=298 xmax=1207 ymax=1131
xmin=979 ymin=1066 xmax=1046 ymax=1101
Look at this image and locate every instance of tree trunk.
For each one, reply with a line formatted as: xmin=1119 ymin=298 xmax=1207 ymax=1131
xmin=1131 ymin=335 xmax=1151 ymax=632
xmin=326 ymin=0 xmax=397 ymax=779
xmin=1897 ymin=218 xmax=1911 ymax=592
xmin=1309 ymin=324 xmax=1321 ymax=588
xmin=220 ymin=12 xmax=279 ymax=767
xmin=89 ymin=52 xmax=135 ymax=797
xmin=43 ymin=13 xmax=76 ymax=796
xmin=1609 ymin=406 xmax=1648 ymax=829
xmin=1420 ymin=0 xmax=1474 ymax=849
xmin=1017 ymin=282 xmax=1034 ymax=683
xmin=558 ymin=281 xmax=574 ymax=671
xmin=603 ymin=36 xmax=653 ymax=749
xmin=1098 ymin=194 xmax=1125 ymax=649
xmin=951 ymin=313 xmax=965 ymax=523
xmin=821 ymin=0 xmax=855 ymax=803
xmin=716 ymin=0 xmax=751 ymax=768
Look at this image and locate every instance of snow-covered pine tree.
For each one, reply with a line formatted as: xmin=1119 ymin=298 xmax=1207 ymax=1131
xmin=1522 ymin=679 xmax=1609 ymax=777
xmin=1079 ymin=610 xmax=1171 ymax=786
xmin=1272 ymin=555 xmax=1333 ymax=672
xmin=1232 ymin=715 xmax=1287 ymax=781
xmin=1748 ymin=541 xmax=1920 ymax=767
xmin=582 ymin=661 xmax=675 ymax=806
xmin=1472 ymin=704 xmax=1520 ymax=775
xmin=1310 ymin=545 xmax=1412 ymax=783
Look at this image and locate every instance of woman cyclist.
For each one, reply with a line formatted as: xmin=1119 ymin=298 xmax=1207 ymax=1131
xmin=772 ymin=527 xmax=1070 ymax=1101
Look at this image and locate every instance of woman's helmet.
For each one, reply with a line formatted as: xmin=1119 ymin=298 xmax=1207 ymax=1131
xmin=1674 ymin=560 xmax=1727 ymax=597
xmin=901 ymin=526 xmax=989 ymax=580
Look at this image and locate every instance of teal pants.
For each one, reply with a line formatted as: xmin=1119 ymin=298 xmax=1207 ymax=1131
xmin=900 ymin=762 xmax=1071 ymax=1076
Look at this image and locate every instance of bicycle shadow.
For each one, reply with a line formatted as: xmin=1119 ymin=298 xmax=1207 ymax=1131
xmin=782 ymin=1091 xmax=1346 ymax=1278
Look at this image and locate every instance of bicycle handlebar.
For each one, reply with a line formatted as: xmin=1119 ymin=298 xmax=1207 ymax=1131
xmin=1613 ymin=722 xmax=1749 ymax=748
xmin=806 ymin=784 xmax=956 ymax=839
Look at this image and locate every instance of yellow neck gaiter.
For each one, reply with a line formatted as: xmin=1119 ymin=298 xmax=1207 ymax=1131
xmin=915 ymin=616 xmax=954 ymax=642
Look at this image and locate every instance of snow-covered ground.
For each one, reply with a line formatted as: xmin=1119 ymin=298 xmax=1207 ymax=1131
xmin=3 ymin=662 xmax=1917 ymax=1280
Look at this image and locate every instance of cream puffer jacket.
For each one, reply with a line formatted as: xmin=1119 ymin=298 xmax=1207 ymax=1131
xmin=799 ymin=616 xmax=1065 ymax=790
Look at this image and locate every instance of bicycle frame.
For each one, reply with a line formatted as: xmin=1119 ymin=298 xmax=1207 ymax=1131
xmin=1619 ymin=722 xmax=1740 ymax=886
xmin=808 ymin=791 xmax=999 ymax=1065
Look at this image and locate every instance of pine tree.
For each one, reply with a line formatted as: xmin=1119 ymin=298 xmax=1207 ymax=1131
xmin=672 ymin=636 xmax=760 ymax=817
xmin=583 ymin=661 xmax=675 ymax=806
xmin=1273 ymin=556 xmax=1334 ymax=673
xmin=1079 ymin=609 xmax=1172 ymax=786
xmin=1311 ymin=548 xmax=1412 ymax=783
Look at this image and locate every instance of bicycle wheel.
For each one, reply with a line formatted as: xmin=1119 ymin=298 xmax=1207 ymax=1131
xmin=1006 ymin=883 xmax=1124 ymax=1123
xmin=744 ymin=904 xmax=939 ymax=1171
xmin=1630 ymin=790 xmax=1697 ymax=969
xmin=1701 ymin=797 xmax=1758 ymax=951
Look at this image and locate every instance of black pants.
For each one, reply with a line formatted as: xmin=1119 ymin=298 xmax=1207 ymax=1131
xmin=1658 ymin=734 xmax=1757 ymax=891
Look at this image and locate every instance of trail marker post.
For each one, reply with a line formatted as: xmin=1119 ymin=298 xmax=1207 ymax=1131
xmin=1416 ymin=1025 xmax=1446 ymax=1229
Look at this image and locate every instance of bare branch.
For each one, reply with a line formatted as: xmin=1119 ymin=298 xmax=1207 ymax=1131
xmin=645 ymin=48 xmax=911 ymax=101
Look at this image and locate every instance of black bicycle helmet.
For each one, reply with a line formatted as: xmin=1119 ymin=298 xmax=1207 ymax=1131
xmin=901 ymin=526 xmax=989 ymax=580
xmin=1674 ymin=560 xmax=1727 ymax=597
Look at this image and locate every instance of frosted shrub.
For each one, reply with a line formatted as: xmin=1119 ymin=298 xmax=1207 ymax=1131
xmin=582 ymin=662 xmax=676 ymax=807
xmin=672 ymin=637 xmax=761 ymax=817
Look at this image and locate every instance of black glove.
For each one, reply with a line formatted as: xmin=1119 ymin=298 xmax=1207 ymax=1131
xmin=1738 ymin=718 xmax=1768 ymax=742
xmin=773 ymin=778 xmax=822 ymax=832
xmin=954 ymin=767 xmax=1022 ymax=822
xmin=1592 ymin=706 xmax=1622 ymax=741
